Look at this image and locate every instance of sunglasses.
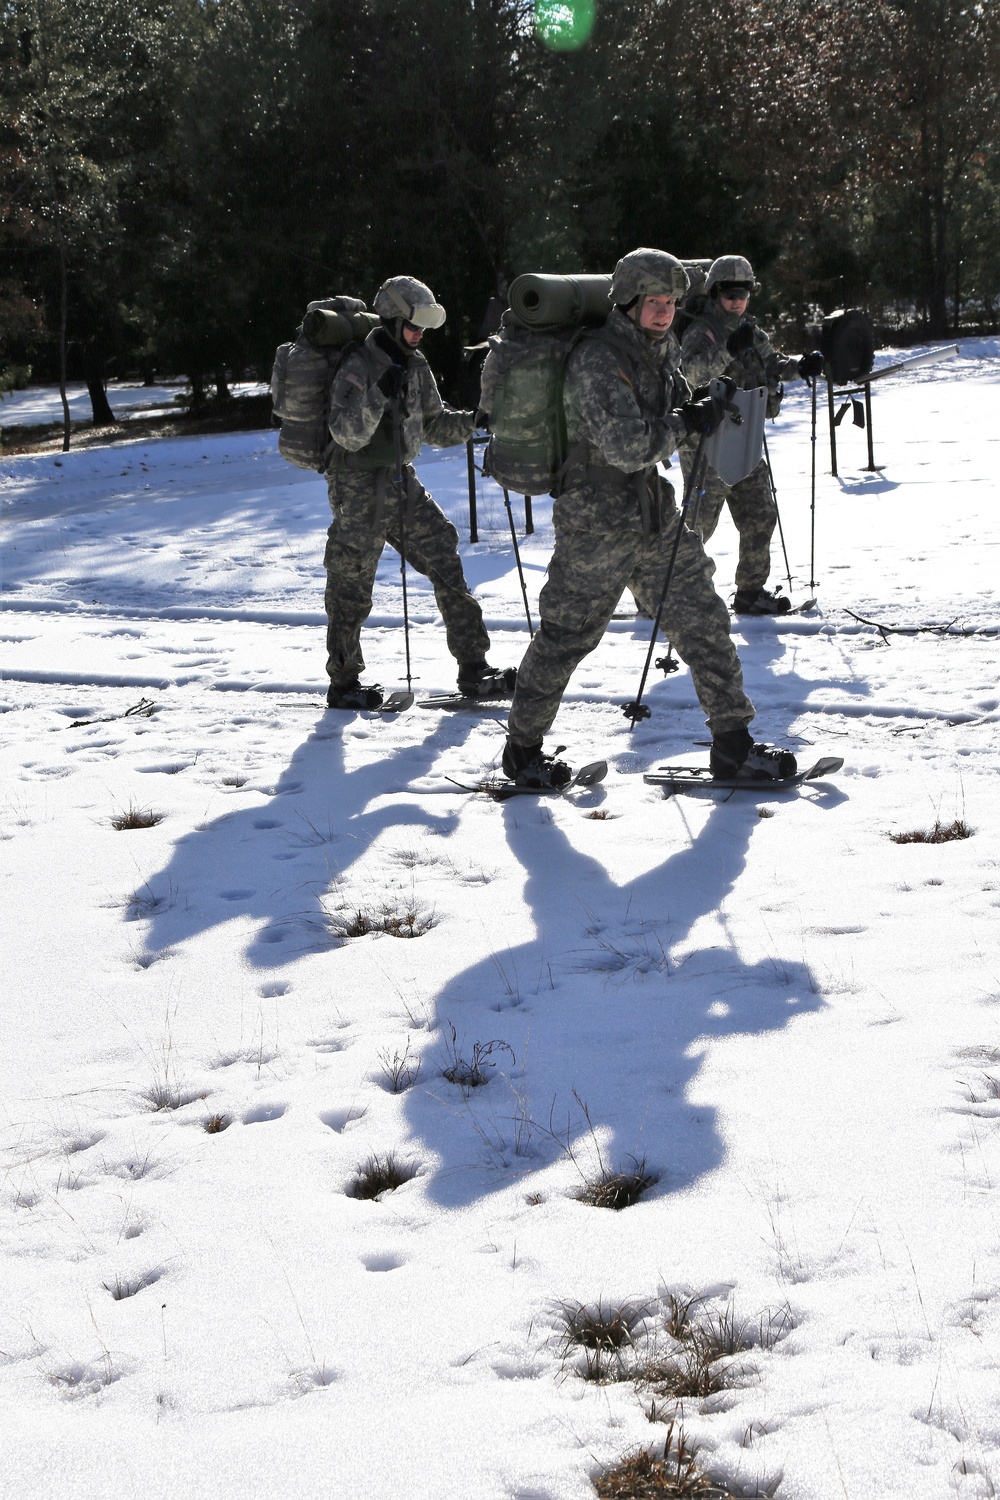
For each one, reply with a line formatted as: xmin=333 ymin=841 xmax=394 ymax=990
xmin=719 ymin=286 xmax=751 ymax=301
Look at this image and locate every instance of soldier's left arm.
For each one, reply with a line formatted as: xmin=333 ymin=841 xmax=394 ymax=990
xmin=416 ymin=359 xmax=476 ymax=448
xmin=754 ymin=327 xmax=799 ymax=385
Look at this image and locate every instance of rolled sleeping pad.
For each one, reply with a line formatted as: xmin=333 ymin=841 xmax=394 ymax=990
xmin=820 ymin=308 xmax=876 ymax=385
xmin=302 ymin=306 xmax=379 ymax=347
xmin=507 ymin=273 xmax=613 ymax=329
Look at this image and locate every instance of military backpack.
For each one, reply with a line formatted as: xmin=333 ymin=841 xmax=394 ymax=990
xmin=478 ymin=273 xmax=616 ymax=496
xmin=270 ymin=297 xmax=378 ymax=472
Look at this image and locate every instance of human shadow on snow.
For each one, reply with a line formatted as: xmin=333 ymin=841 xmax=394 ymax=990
xmin=139 ymin=709 xmax=486 ymax=968
xmin=405 ymin=788 xmax=827 ymax=1210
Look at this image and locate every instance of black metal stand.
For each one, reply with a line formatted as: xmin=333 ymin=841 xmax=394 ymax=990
xmin=826 ymin=375 xmax=884 ymax=476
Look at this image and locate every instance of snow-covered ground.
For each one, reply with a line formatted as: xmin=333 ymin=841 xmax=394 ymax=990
xmin=1 ymin=379 xmax=266 ymax=428
xmin=2 ymin=340 xmax=999 ymax=1500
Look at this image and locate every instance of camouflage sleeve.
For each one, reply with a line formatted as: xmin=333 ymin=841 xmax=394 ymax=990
xmin=327 ymin=346 xmax=390 ymax=451
xmin=680 ymin=323 xmax=733 ymax=389
xmin=753 ymin=328 xmax=799 ymax=385
xmin=478 ymin=340 xmax=501 ymax=416
xmin=417 ymin=361 xmax=475 ymax=448
xmin=566 ymin=340 xmax=681 ymax=471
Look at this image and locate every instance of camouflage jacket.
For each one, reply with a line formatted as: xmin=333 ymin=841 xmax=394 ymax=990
xmin=680 ymin=302 xmax=798 ymax=396
xmin=328 ymin=329 xmax=473 ymax=469
xmin=557 ymin=308 xmax=690 ymax=534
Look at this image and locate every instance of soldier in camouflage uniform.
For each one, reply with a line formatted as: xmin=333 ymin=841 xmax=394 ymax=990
xmin=324 ymin=275 xmax=513 ymax=709
xmin=679 ymin=255 xmax=825 ymax=615
xmin=502 ymin=248 xmax=796 ymax=788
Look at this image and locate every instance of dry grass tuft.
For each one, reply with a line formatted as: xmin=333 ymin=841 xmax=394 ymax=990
xmin=329 ymin=900 xmax=435 ymax=940
xmin=595 ymin=1420 xmax=726 ymax=1498
xmin=890 ymin=818 xmax=973 ymax=844
xmin=377 ymin=1039 xmax=421 ymax=1093
xmin=440 ymin=1024 xmax=513 ymax=1092
xmin=103 ymin=1269 xmax=161 ymax=1300
xmin=586 ymin=809 xmax=616 ymax=821
xmin=220 ymin=774 xmax=249 ymax=787
xmin=757 ymin=807 xmax=774 ymax=820
xmin=140 ymin=1080 xmax=204 ymax=1112
xmin=110 ymin=805 xmax=164 ymax=831
xmin=204 ymin=1113 xmax=231 ymax=1133
xmin=557 ymin=1298 xmax=651 ymax=1383
xmin=347 ymin=1152 xmax=418 ymax=1200
xmin=662 ymin=1290 xmax=704 ymax=1343
xmin=577 ymin=1156 xmax=657 ymax=1211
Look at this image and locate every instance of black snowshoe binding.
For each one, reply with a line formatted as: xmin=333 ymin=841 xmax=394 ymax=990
xmin=502 ymin=738 xmax=573 ymax=790
xmin=733 ymin=587 xmax=792 ymax=616
xmin=710 ymin=728 xmax=796 ymax=782
xmin=326 ymin=680 xmax=385 ymax=710
xmin=457 ymin=662 xmax=518 ymax=699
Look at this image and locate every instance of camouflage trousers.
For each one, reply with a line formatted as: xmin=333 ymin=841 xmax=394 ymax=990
xmin=507 ymin=508 xmax=754 ymax=748
xmin=324 ymin=466 xmax=490 ymax=687
xmin=679 ymin=452 xmax=776 ymax=594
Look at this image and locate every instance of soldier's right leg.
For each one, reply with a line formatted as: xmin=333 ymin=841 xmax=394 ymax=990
xmin=507 ymin=528 xmax=639 ymax=747
xmin=323 ymin=473 xmax=387 ymax=689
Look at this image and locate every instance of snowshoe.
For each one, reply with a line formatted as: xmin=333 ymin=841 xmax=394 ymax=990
xmin=645 ymin=756 xmax=843 ymax=794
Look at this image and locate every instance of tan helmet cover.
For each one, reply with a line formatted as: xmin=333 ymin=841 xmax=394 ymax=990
xmin=373 ymin=276 xmax=446 ymax=329
xmin=610 ymin=248 xmax=690 ymax=305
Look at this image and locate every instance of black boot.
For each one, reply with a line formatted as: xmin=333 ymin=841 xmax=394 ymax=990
xmin=326 ymin=680 xmax=384 ymax=710
xmin=501 ymin=737 xmax=572 ymax=789
xmin=457 ymin=661 xmax=518 ymax=699
xmin=710 ymin=726 xmax=796 ymax=781
xmin=733 ymin=587 xmax=792 ymax=616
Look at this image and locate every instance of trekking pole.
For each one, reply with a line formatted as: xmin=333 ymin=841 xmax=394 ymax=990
xmin=622 ymin=434 xmax=708 ymax=729
xmin=390 ymin=390 xmax=413 ymax=692
xmin=502 ymin=488 xmax=534 ymax=637
xmin=761 ymin=431 xmax=793 ymax=595
xmin=808 ymin=377 xmax=818 ymax=592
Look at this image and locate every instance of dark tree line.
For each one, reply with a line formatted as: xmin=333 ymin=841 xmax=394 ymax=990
xmin=3 ymin=0 xmax=999 ymax=417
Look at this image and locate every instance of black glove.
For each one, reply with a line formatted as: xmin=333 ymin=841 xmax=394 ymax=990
xmin=377 ymin=364 xmax=402 ymax=398
xmin=680 ymin=399 xmax=716 ymax=436
xmin=726 ymin=323 xmax=756 ymax=357
xmin=474 ymin=408 xmax=490 ymax=432
xmin=798 ymin=350 xmax=825 ymax=379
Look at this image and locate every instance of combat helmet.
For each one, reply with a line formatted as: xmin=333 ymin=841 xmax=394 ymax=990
xmin=373 ymin=276 xmax=447 ymax=329
xmin=610 ymin=248 xmax=690 ymax=307
xmin=705 ymin=255 xmax=761 ymax=297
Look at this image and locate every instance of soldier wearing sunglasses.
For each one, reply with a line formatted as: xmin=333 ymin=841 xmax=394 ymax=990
xmin=679 ymin=255 xmax=824 ymax=615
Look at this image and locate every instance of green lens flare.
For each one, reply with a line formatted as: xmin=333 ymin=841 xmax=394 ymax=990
xmin=534 ymin=0 xmax=596 ymax=50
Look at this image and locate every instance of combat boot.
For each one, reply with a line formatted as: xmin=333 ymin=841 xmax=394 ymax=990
xmin=326 ymin=680 xmax=384 ymax=710
xmin=501 ymin=738 xmax=572 ymax=789
xmin=710 ymin=726 xmax=796 ymax=781
xmin=733 ymin=587 xmax=792 ymax=616
xmin=457 ymin=661 xmax=518 ymax=699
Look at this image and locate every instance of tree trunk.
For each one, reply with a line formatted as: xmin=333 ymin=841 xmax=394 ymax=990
xmin=58 ymin=238 xmax=71 ymax=452
xmin=85 ymin=347 xmax=116 ymax=425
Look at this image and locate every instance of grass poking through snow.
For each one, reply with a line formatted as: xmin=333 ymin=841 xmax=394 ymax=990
xmin=347 ymin=1153 xmax=418 ymax=1200
xmin=890 ymin=818 xmax=973 ymax=843
xmin=110 ymin=805 xmax=164 ymax=831
xmin=576 ymin=1155 xmax=657 ymax=1211
xmin=595 ymin=1419 xmax=729 ymax=1497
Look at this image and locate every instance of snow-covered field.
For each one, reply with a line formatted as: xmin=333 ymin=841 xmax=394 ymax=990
xmin=2 ymin=342 xmax=999 ymax=1500
xmin=1 ymin=378 xmax=266 ymax=428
